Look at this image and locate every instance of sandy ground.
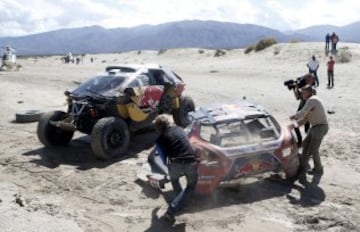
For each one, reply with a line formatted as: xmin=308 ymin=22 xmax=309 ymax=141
xmin=0 ymin=42 xmax=360 ymax=232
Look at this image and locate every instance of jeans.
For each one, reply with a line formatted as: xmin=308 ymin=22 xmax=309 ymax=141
xmin=166 ymin=161 xmax=198 ymax=216
xmin=309 ymin=70 xmax=319 ymax=86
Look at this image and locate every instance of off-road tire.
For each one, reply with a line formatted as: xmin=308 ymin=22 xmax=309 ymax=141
xmin=37 ymin=111 xmax=74 ymax=147
xmin=284 ymin=153 xmax=300 ymax=179
xmin=15 ymin=110 xmax=43 ymax=123
xmin=91 ymin=117 xmax=130 ymax=160
xmin=172 ymin=96 xmax=195 ymax=127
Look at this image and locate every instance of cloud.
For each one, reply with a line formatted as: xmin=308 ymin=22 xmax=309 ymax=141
xmin=0 ymin=0 xmax=359 ymax=37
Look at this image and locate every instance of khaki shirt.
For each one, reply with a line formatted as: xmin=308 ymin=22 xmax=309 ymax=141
xmin=295 ymin=95 xmax=328 ymax=126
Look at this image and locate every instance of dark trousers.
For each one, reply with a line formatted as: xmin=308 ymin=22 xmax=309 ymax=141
xmin=166 ymin=161 xmax=198 ymax=216
xmin=327 ymin=70 xmax=334 ymax=87
xmin=297 ymin=100 xmax=310 ymax=133
xmin=299 ymin=124 xmax=328 ymax=178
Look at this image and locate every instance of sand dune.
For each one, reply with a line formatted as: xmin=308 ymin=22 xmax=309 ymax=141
xmin=0 ymin=42 xmax=359 ymax=231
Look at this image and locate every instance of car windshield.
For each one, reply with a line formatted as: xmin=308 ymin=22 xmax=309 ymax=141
xmin=199 ymin=116 xmax=280 ymax=147
xmin=72 ymin=75 xmax=127 ymax=97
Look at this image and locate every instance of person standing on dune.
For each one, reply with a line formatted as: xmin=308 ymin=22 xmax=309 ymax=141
xmin=327 ymin=56 xmax=335 ymax=88
xmin=307 ymin=55 xmax=320 ymax=87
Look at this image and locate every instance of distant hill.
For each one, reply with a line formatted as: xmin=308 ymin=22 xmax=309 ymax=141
xmin=293 ymin=21 xmax=360 ymax=43
xmin=0 ymin=20 xmax=358 ymax=55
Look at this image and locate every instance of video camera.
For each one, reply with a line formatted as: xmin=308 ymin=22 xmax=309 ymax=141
xmin=283 ymin=76 xmax=307 ymax=90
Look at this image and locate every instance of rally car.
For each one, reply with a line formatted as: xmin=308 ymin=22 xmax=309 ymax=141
xmin=139 ymin=101 xmax=301 ymax=195
xmin=37 ymin=64 xmax=195 ymax=160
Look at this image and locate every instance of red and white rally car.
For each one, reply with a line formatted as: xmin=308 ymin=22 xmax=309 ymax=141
xmin=140 ymin=101 xmax=301 ymax=195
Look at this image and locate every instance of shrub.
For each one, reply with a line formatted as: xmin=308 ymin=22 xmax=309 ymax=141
xmin=254 ymin=37 xmax=277 ymax=51
xmin=214 ymin=49 xmax=226 ymax=57
xmin=273 ymin=46 xmax=281 ymax=55
xmin=158 ymin=49 xmax=167 ymax=55
xmin=244 ymin=45 xmax=255 ymax=54
xmin=337 ymin=47 xmax=352 ymax=63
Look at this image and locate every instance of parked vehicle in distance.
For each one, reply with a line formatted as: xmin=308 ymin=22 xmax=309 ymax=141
xmin=37 ymin=64 xmax=195 ymax=160
xmin=140 ymin=101 xmax=301 ymax=195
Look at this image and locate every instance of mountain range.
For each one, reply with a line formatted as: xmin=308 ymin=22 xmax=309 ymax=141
xmin=1 ymin=20 xmax=359 ymax=56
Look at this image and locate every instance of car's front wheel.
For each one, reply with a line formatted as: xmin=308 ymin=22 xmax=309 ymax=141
xmin=172 ymin=96 xmax=195 ymax=127
xmin=91 ymin=117 xmax=130 ymax=160
xmin=37 ymin=111 xmax=74 ymax=147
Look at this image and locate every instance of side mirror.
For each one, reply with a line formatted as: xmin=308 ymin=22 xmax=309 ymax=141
xmin=64 ymin=90 xmax=71 ymax=96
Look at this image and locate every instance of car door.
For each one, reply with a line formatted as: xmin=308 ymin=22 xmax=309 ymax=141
xmin=136 ymin=74 xmax=164 ymax=111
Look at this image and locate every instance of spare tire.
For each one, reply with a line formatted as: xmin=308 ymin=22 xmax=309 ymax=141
xmin=15 ymin=110 xmax=44 ymax=123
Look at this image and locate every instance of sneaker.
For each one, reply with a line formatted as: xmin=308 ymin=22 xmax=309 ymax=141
xmin=297 ymin=172 xmax=308 ymax=186
xmin=308 ymin=169 xmax=323 ymax=175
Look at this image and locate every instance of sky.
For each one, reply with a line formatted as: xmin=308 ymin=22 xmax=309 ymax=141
xmin=0 ymin=0 xmax=359 ymax=37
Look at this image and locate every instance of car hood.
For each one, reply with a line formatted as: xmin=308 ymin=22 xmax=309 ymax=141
xmin=71 ymin=75 xmax=126 ymax=98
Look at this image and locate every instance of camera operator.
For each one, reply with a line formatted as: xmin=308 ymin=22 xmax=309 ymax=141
xmin=292 ymin=73 xmax=315 ymax=133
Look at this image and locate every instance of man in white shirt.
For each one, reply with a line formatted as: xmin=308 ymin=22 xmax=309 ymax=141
xmin=307 ymin=56 xmax=320 ymax=87
xmin=290 ymin=85 xmax=328 ymax=185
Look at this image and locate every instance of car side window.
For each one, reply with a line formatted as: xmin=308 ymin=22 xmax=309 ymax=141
xmin=128 ymin=79 xmax=140 ymax=88
xmin=149 ymin=69 xmax=166 ymax=85
xmin=137 ymin=75 xmax=150 ymax=86
xmin=199 ymin=124 xmax=218 ymax=143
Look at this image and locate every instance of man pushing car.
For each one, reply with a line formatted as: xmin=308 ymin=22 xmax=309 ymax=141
xmin=290 ymin=85 xmax=329 ymax=186
xmin=152 ymin=115 xmax=199 ymax=223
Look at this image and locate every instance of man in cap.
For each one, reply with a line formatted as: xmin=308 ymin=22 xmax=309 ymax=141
xmin=290 ymin=85 xmax=328 ymax=185
xmin=152 ymin=115 xmax=198 ymax=223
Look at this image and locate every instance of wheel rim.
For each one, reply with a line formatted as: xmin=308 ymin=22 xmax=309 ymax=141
xmin=183 ymin=104 xmax=193 ymax=118
xmin=160 ymin=96 xmax=173 ymax=112
xmin=107 ymin=128 xmax=124 ymax=148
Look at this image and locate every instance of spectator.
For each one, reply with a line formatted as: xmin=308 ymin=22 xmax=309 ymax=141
xmin=327 ymin=56 xmax=335 ymax=88
xmin=325 ymin=33 xmax=330 ymax=51
xmin=290 ymin=85 xmax=329 ymax=186
xmin=307 ymin=55 xmax=320 ymax=87
xmin=152 ymin=115 xmax=199 ymax=223
xmin=331 ymin=32 xmax=339 ymax=54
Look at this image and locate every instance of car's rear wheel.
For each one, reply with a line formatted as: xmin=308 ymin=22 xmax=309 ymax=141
xmin=37 ymin=111 xmax=74 ymax=147
xmin=283 ymin=153 xmax=300 ymax=179
xmin=91 ymin=117 xmax=130 ymax=160
xmin=172 ymin=96 xmax=195 ymax=127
